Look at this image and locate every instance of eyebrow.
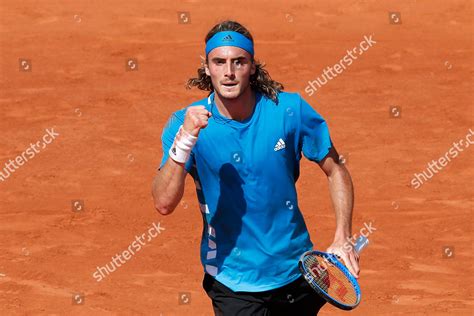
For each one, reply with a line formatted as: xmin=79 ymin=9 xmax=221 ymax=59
xmin=210 ymin=56 xmax=248 ymax=62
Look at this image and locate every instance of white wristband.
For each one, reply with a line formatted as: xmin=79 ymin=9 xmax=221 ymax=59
xmin=169 ymin=125 xmax=198 ymax=164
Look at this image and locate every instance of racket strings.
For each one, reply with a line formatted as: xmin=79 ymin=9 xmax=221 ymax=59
xmin=303 ymin=255 xmax=358 ymax=305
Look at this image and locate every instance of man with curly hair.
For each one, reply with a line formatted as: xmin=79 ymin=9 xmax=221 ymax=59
xmin=152 ymin=20 xmax=359 ymax=315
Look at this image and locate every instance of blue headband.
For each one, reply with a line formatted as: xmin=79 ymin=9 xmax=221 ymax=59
xmin=205 ymin=31 xmax=254 ymax=56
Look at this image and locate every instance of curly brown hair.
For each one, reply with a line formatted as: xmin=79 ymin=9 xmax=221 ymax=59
xmin=186 ymin=20 xmax=284 ymax=104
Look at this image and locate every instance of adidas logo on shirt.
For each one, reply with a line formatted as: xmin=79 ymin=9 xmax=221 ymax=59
xmin=274 ymin=138 xmax=286 ymax=151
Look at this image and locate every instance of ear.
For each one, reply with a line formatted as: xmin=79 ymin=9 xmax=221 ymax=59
xmin=250 ymin=60 xmax=256 ymax=76
xmin=204 ymin=59 xmax=211 ymax=77
xmin=201 ymin=55 xmax=210 ymax=76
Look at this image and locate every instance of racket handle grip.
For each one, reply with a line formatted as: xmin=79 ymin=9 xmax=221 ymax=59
xmin=354 ymin=236 xmax=369 ymax=254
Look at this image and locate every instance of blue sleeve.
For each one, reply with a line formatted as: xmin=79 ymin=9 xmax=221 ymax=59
xmin=298 ymin=96 xmax=333 ymax=162
xmin=158 ymin=112 xmax=194 ymax=172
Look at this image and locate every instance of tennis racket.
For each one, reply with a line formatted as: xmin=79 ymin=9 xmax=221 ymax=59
xmin=298 ymin=235 xmax=369 ymax=310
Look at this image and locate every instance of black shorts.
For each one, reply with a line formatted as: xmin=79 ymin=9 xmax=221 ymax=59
xmin=202 ymin=273 xmax=327 ymax=316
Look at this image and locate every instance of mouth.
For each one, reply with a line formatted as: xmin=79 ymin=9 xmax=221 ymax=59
xmin=222 ymin=82 xmax=238 ymax=88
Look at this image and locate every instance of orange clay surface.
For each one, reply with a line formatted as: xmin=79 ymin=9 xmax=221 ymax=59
xmin=0 ymin=0 xmax=472 ymax=315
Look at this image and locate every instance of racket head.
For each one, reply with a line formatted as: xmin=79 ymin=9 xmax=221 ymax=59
xmin=298 ymin=250 xmax=361 ymax=310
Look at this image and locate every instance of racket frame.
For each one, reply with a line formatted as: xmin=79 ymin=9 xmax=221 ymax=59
xmin=298 ymin=250 xmax=361 ymax=310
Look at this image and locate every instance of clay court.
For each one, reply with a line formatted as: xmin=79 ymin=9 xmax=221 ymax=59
xmin=0 ymin=0 xmax=472 ymax=315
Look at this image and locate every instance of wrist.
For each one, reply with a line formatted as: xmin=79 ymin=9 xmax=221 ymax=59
xmin=333 ymin=229 xmax=352 ymax=242
xmin=169 ymin=125 xmax=198 ymax=164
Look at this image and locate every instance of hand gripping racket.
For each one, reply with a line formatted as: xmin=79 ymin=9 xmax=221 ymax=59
xmin=298 ymin=236 xmax=369 ymax=310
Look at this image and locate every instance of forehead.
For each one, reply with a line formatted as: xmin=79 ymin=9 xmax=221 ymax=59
xmin=207 ymin=46 xmax=252 ymax=60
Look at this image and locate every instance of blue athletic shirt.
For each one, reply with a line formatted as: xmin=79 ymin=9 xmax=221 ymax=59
xmin=159 ymin=91 xmax=333 ymax=292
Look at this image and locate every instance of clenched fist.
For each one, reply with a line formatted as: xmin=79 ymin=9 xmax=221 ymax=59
xmin=183 ymin=106 xmax=212 ymax=137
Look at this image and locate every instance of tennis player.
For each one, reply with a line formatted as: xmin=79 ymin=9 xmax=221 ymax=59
xmin=152 ymin=20 xmax=359 ymax=316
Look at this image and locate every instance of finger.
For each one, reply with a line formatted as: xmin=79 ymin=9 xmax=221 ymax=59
xmin=196 ymin=113 xmax=211 ymax=123
xmin=348 ymin=252 xmax=360 ymax=278
xmin=189 ymin=107 xmax=209 ymax=115
xmin=189 ymin=105 xmax=205 ymax=110
xmin=190 ymin=115 xmax=205 ymax=127
xmin=196 ymin=111 xmax=210 ymax=118
xmin=338 ymin=252 xmax=358 ymax=279
xmin=195 ymin=115 xmax=210 ymax=127
xmin=325 ymin=247 xmax=341 ymax=259
xmin=186 ymin=107 xmax=206 ymax=117
xmin=197 ymin=120 xmax=209 ymax=128
xmin=353 ymin=248 xmax=360 ymax=261
xmin=187 ymin=112 xmax=209 ymax=124
xmin=190 ymin=112 xmax=211 ymax=122
xmin=193 ymin=110 xmax=210 ymax=116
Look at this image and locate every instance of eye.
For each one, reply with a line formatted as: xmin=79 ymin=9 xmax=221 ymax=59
xmin=234 ymin=60 xmax=244 ymax=67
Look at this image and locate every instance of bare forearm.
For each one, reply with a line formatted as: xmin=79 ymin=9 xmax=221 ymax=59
xmin=152 ymin=106 xmax=211 ymax=214
xmin=325 ymin=164 xmax=360 ymax=278
xmin=327 ymin=165 xmax=354 ymax=240
xmin=152 ymin=159 xmax=187 ymax=215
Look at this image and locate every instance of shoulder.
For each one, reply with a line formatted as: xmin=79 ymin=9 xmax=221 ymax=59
xmin=266 ymin=91 xmax=306 ymax=109
xmin=277 ymin=91 xmax=322 ymax=114
xmin=265 ymin=91 xmax=307 ymax=115
xmin=269 ymin=91 xmax=327 ymax=124
xmin=275 ymin=91 xmax=303 ymax=104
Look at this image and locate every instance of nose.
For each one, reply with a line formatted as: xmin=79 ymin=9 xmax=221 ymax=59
xmin=224 ymin=61 xmax=235 ymax=79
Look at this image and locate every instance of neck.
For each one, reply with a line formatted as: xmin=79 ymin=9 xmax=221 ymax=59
xmin=214 ymin=87 xmax=256 ymax=122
